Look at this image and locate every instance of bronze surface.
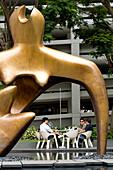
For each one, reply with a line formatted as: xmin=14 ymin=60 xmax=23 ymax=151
xmin=0 ymin=86 xmax=35 ymax=156
xmin=0 ymin=6 xmax=109 ymax=155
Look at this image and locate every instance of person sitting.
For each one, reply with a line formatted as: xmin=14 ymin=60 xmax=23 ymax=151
xmin=75 ymin=117 xmax=86 ymax=131
xmin=40 ymin=117 xmax=64 ymax=148
xmin=78 ymin=118 xmax=93 ymax=147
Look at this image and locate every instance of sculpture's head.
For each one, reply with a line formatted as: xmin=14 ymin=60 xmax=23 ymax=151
xmin=10 ymin=6 xmax=45 ymax=44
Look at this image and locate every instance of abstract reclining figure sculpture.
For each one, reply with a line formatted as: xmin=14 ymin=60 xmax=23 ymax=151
xmin=0 ymin=6 xmax=109 ymax=156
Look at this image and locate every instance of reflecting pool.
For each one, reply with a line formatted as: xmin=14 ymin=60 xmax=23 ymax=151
xmin=7 ymin=152 xmax=94 ymax=160
xmin=6 ymin=151 xmax=113 ymax=170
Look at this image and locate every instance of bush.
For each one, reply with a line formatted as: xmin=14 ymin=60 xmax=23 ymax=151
xmin=21 ymin=126 xmax=38 ymax=140
xmin=107 ymin=130 xmax=113 ymax=139
xmin=21 ymin=125 xmax=113 ymax=141
xmin=92 ymin=127 xmax=97 ymax=140
xmin=92 ymin=127 xmax=113 ymax=140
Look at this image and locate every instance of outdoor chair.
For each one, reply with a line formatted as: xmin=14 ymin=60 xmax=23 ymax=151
xmin=62 ymin=129 xmax=78 ymax=149
xmin=77 ymin=131 xmax=93 ymax=148
xmin=40 ymin=131 xmax=58 ymax=149
xmin=35 ymin=131 xmax=41 ymax=149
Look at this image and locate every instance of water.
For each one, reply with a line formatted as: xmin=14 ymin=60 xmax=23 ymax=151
xmin=7 ymin=151 xmax=113 ymax=160
xmin=6 ymin=152 xmax=113 ymax=170
xmin=7 ymin=152 xmax=94 ymax=160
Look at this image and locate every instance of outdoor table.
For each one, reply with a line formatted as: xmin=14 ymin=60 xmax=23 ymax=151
xmin=55 ymin=128 xmax=75 ymax=132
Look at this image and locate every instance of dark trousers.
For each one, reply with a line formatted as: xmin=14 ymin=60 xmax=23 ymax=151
xmin=48 ymin=134 xmax=62 ymax=147
xmin=78 ymin=134 xmax=86 ymax=147
xmin=56 ymin=134 xmax=62 ymax=146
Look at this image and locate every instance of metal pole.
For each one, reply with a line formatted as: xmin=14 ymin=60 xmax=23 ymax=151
xmin=60 ymin=88 xmax=61 ymax=128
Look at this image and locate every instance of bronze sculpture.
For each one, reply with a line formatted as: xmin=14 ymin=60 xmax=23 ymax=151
xmin=0 ymin=6 xmax=109 ymax=156
xmin=0 ymin=86 xmax=35 ymax=156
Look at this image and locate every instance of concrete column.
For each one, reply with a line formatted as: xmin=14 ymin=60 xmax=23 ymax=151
xmin=71 ymin=83 xmax=80 ymax=126
xmin=71 ymin=43 xmax=79 ymax=56
xmin=71 ymin=36 xmax=81 ymax=126
xmin=68 ymin=98 xmax=71 ymax=113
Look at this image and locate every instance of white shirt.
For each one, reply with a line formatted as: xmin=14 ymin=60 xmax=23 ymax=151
xmin=40 ymin=123 xmax=53 ymax=133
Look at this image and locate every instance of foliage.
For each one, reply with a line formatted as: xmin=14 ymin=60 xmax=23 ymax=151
xmin=39 ymin=0 xmax=84 ymax=42
xmin=19 ymin=139 xmax=38 ymax=142
xmin=21 ymin=126 xmax=38 ymax=140
xmin=20 ymin=125 xmax=113 ymax=141
xmin=107 ymin=129 xmax=113 ymax=139
xmin=26 ymin=0 xmax=82 ymax=41
xmin=74 ymin=0 xmax=113 ymax=73
xmin=0 ymin=84 xmax=6 ymax=90
xmin=0 ymin=7 xmax=4 ymax=15
xmin=92 ymin=127 xmax=97 ymax=139
xmin=92 ymin=127 xmax=113 ymax=140
xmin=88 ymin=33 xmax=113 ymax=59
xmin=0 ymin=0 xmax=84 ymax=48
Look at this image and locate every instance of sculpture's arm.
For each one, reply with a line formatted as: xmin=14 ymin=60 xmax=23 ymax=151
xmin=40 ymin=46 xmax=109 ymax=155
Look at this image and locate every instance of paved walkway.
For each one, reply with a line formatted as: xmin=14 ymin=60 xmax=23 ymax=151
xmin=1 ymin=159 xmax=113 ymax=169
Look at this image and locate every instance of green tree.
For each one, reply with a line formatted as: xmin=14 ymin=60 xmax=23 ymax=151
xmin=0 ymin=0 xmax=84 ymax=48
xmin=73 ymin=0 xmax=113 ymax=74
xmin=40 ymin=0 xmax=113 ymax=74
xmin=38 ymin=0 xmax=84 ymax=42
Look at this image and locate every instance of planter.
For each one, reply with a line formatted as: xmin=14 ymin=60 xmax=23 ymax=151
xmin=13 ymin=142 xmax=37 ymax=149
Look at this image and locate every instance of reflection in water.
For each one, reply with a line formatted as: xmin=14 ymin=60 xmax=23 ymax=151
xmin=7 ymin=152 xmax=94 ymax=161
xmin=6 ymin=152 xmax=113 ymax=170
xmin=35 ymin=152 xmax=93 ymax=160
